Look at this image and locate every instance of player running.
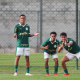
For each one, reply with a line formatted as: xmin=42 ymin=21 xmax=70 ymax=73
xmin=14 ymin=14 xmax=39 ymax=76
xmin=58 ymin=32 xmax=80 ymax=75
xmin=40 ymin=32 xmax=59 ymax=75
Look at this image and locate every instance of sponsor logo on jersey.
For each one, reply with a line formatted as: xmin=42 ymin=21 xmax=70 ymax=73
xmin=20 ymin=32 xmax=28 ymax=35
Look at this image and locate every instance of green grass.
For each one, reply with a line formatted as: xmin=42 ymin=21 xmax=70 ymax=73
xmin=0 ymin=53 xmax=80 ymax=80
xmin=0 ymin=73 xmax=80 ymax=80
xmin=0 ymin=53 xmax=78 ymax=66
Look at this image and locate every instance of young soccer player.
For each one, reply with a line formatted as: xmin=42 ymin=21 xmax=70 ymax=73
xmin=14 ymin=14 xmax=39 ymax=76
xmin=58 ymin=32 xmax=80 ymax=75
xmin=40 ymin=32 xmax=59 ymax=75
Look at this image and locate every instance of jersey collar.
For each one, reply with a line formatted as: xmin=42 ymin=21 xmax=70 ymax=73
xmin=19 ymin=23 xmax=26 ymax=27
xmin=49 ymin=38 xmax=56 ymax=44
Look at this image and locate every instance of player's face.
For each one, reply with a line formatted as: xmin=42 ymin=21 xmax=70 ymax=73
xmin=50 ymin=34 xmax=56 ymax=41
xmin=19 ymin=16 xmax=26 ymax=24
xmin=60 ymin=35 xmax=67 ymax=42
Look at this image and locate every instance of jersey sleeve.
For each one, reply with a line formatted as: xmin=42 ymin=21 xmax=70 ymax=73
xmin=57 ymin=40 xmax=59 ymax=45
xmin=41 ymin=39 xmax=49 ymax=47
xmin=14 ymin=25 xmax=18 ymax=34
xmin=56 ymin=39 xmax=59 ymax=47
xmin=59 ymin=41 xmax=62 ymax=47
xmin=68 ymin=38 xmax=73 ymax=42
xmin=28 ymin=26 xmax=30 ymax=34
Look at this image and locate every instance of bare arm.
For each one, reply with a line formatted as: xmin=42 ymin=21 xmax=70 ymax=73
xmin=65 ymin=41 xmax=73 ymax=46
xmin=13 ymin=33 xmax=17 ymax=38
xmin=40 ymin=45 xmax=48 ymax=49
xmin=57 ymin=43 xmax=64 ymax=53
xmin=28 ymin=34 xmax=34 ymax=37
xmin=58 ymin=41 xmax=73 ymax=53
xmin=28 ymin=31 xmax=39 ymax=37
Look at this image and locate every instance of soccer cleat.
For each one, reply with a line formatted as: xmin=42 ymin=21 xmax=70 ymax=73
xmin=54 ymin=73 xmax=57 ymax=75
xmin=14 ymin=72 xmax=17 ymax=76
xmin=25 ymin=73 xmax=32 ymax=76
xmin=64 ymin=73 xmax=69 ymax=75
xmin=46 ymin=73 xmax=49 ymax=75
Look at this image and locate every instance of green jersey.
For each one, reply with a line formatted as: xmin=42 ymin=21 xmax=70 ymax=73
xmin=59 ymin=38 xmax=80 ymax=54
xmin=41 ymin=38 xmax=59 ymax=54
xmin=14 ymin=23 xmax=30 ymax=47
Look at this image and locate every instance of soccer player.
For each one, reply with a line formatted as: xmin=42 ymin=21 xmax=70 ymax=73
xmin=58 ymin=32 xmax=80 ymax=75
xmin=13 ymin=14 xmax=39 ymax=76
xmin=40 ymin=32 xmax=59 ymax=75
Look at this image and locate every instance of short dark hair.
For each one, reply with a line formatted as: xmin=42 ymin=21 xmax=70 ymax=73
xmin=19 ymin=14 xmax=26 ymax=18
xmin=60 ymin=32 xmax=67 ymax=36
xmin=50 ymin=31 xmax=57 ymax=36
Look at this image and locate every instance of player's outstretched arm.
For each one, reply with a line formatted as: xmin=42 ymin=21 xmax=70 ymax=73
xmin=33 ymin=31 xmax=39 ymax=36
xmin=13 ymin=33 xmax=17 ymax=38
xmin=40 ymin=45 xmax=48 ymax=49
xmin=57 ymin=43 xmax=64 ymax=52
xmin=28 ymin=31 xmax=39 ymax=37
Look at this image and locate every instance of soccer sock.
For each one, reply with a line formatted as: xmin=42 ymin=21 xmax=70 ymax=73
xmin=26 ymin=67 xmax=29 ymax=73
xmin=14 ymin=65 xmax=18 ymax=73
xmin=64 ymin=68 xmax=68 ymax=73
xmin=45 ymin=67 xmax=49 ymax=73
xmin=54 ymin=66 xmax=58 ymax=73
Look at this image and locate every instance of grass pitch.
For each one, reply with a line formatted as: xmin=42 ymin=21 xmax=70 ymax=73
xmin=0 ymin=53 xmax=80 ymax=80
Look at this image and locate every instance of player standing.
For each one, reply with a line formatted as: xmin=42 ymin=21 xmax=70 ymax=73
xmin=14 ymin=14 xmax=39 ymax=76
xmin=58 ymin=32 xmax=80 ymax=75
xmin=40 ymin=32 xmax=59 ymax=75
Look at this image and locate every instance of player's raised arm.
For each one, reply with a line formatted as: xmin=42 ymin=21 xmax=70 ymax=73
xmin=28 ymin=31 xmax=39 ymax=37
xmin=57 ymin=42 xmax=64 ymax=52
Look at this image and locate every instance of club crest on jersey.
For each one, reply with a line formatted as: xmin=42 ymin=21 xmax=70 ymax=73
xmin=54 ymin=45 xmax=57 ymax=48
xmin=26 ymin=28 xmax=28 ymax=30
xmin=68 ymin=45 xmax=70 ymax=47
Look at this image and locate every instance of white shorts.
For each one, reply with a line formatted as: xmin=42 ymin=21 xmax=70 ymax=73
xmin=16 ymin=47 xmax=30 ymax=56
xmin=65 ymin=52 xmax=80 ymax=60
xmin=44 ymin=52 xmax=58 ymax=60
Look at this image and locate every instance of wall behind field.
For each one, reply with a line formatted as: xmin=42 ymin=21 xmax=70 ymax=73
xmin=0 ymin=0 xmax=79 ymax=53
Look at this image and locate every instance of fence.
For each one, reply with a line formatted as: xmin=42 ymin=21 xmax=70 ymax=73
xmin=0 ymin=0 xmax=80 ymax=73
